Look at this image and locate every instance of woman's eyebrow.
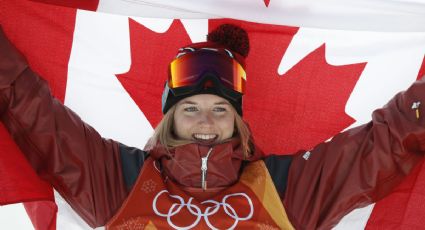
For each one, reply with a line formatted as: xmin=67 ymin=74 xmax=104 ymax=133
xmin=180 ymin=100 xmax=197 ymax=105
xmin=214 ymin=101 xmax=230 ymax=105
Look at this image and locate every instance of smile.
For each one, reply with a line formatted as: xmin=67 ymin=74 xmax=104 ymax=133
xmin=193 ymin=133 xmax=218 ymax=141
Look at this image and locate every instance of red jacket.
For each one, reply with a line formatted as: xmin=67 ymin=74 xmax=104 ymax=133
xmin=1 ymin=27 xmax=425 ymax=229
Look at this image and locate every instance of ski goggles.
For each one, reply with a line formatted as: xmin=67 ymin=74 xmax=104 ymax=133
xmin=167 ymin=48 xmax=247 ymax=96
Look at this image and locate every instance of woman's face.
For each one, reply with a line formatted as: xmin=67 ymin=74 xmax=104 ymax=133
xmin=173 ymin=94 xmax=236 ymax=145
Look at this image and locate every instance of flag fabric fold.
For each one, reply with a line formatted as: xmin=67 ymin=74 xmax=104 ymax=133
xmin=32 ymin=0 xmax=425 ymax=32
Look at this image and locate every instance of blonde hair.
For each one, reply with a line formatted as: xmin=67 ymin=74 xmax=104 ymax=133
xmin=146 ymin=105 xmax=253 ymax=158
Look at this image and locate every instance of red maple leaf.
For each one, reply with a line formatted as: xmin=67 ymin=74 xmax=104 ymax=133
xmin=120 ymin=18 xmax=365 ymax=154
xmin=210 ymin=20 xmax=366 ymax=154
xmin=116 ymin=19 xmax=192 ymax=127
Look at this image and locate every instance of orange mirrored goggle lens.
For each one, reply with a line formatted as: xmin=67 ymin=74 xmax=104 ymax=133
xmin=168 ymin=51 xmax=246 ymax=94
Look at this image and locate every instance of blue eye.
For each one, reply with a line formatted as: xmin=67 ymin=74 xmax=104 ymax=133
xmin=184 ymin=107 xmax=198 ymax=112
xmin=213 ymin=107 xmax=226 ymax=112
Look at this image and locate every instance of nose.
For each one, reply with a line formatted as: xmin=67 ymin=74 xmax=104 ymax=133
xmin=198 ymin=111 xmax=214 ymax=125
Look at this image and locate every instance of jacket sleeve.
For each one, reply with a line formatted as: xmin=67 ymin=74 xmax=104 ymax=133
xmin=284 ymin=77 xmax=425 ymax=230
xmin=0 ymin=27 xmax=128 ymax=227
xmin=284 ymin=77 xmax=425 ymax=229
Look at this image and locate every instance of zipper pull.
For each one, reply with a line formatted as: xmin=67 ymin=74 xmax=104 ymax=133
xmin=201 ymin=148 xmax=213 ymax=191
xmin=412 ymin=101 xmax=421 ymax=119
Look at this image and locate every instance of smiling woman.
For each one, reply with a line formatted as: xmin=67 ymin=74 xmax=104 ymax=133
xmin=2 ymin=22 xmax=425 ymax=230
xmin=171 ymin=94 xmax=235 ymax=143
xmin=147 ymin=94 xmax=253 ymax=157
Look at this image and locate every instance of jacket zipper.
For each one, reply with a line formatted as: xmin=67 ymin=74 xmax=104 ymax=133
xmin=201 ymin=148 xmax=213 ymax=191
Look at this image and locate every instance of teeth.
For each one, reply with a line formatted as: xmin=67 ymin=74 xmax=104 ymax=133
xmin=194 ymin=134 xmax=217 ymax=140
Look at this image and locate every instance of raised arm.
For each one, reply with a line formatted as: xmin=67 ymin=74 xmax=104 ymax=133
xmin=284 ymin=77 xmax=425 ymax=229
xmin=0 ymin=27 xmax=128 ymax=227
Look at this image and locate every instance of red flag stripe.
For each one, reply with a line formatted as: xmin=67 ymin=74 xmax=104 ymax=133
xmin=30 ymin=0 xmax=99 ymax=11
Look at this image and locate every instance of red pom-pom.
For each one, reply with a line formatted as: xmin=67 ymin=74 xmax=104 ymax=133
xmin=207 ymin=24 xmax=249 ymax=57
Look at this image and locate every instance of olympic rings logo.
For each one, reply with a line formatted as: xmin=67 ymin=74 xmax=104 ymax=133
xmin=152 ymin=190 xmax=254 ymax=230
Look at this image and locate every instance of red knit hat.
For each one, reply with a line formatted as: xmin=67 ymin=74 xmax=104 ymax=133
xmin=161 ymin=24 xmax=250 ymax=115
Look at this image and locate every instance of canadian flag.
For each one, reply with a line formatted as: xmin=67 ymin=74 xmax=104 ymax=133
xmin=1 ymin=0 xmax=425 ymax=229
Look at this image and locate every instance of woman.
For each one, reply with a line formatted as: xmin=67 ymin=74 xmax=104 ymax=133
xmin=1 ymin=24 xmax=425 ymax=229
